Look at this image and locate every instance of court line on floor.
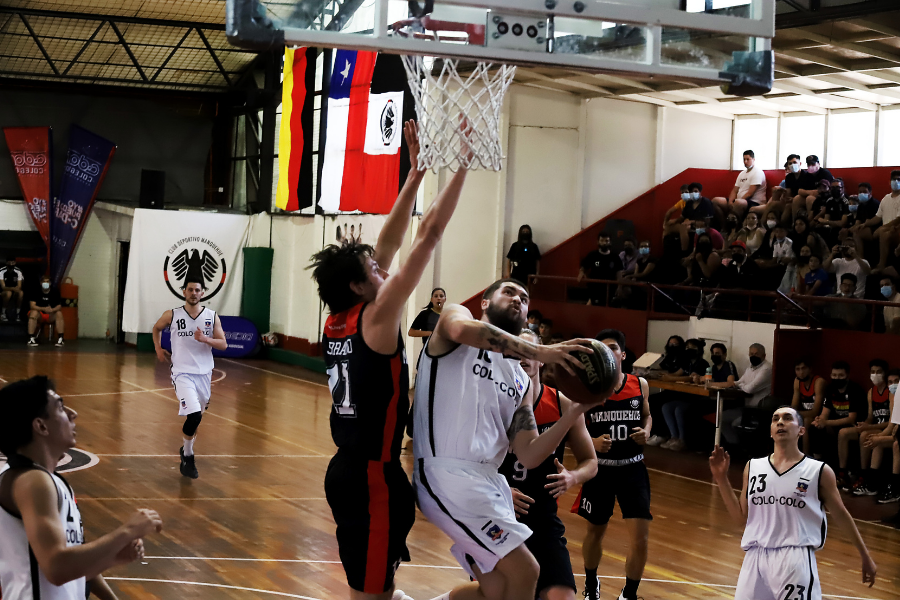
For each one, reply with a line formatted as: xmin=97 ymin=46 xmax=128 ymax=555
xmin=80 ymin=497 xmax=327 ymax=501
xmin=94 ymin=454 xmax=328 ymax=458
xmin=103 ymin=577 xmax=323 ymax=599
xmin=134 ymin=559 xmax=880 ymax=600
xmin=220 ymin=358 xmax=327 ymax=388
xmin=67 ymin=369 xmax=227 ymax=397
xmin=646 ymin=467 xmax=899 ymax=532
xmin=118 ymin=378 xmax=327 ymax=456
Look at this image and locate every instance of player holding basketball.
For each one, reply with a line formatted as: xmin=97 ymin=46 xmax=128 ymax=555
xmin=414 ymin=278 xmax=601 ymax=600
xmin=152 ymin=277 xmax=227 ymax=479
xmin=574 ymin=329 xmax=652 ymax=600
xmin=310 ymin=122 xmax=469 ymax=600
xmin=710 ymin=406 xmax=876 ymax=599
xmin=0 ymin=376 xmax=163 ymax=600
xmin=500 ymin=329 xmax=599 ymax=600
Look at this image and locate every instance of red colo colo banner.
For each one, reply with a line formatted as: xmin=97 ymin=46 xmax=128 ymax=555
xmin=3 ymin=127 xmax=53 ymax=247
xmin=49 ymin=125 xmax=116 ymax=286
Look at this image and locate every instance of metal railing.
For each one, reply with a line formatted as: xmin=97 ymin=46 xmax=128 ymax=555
xmin=526 ymin=275 xmax=900 ymax=333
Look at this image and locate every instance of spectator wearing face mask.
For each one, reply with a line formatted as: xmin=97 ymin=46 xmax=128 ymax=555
xmin=618 ymin=238 xmax=639 ymax=275
xmin=791 ymin=155 xmax=834 ymax=222
xmin=761 ymin=154 xmax=804 ymax=224
xmin=848 ymin=359 xmax=893 ymax=497
xmin=0 ymin=256 xmax=24 ymax=323
xmin=613 ymin=240 xmax=656 ymax=308
xmin=664 ymin=183 xmax=714 ymax=237
xmin=855 ymin=171 xmax=900 ymax=272
xmin=679 ymin=218 xmax=724 ymax=254
xmin=682 ymin=232 xmax=721 ymax=287
xmin=27 ymin=276 xmax=65 ymax=347
xmin=661 ymin=338 xmax=709 ymax=383
xmin=824 ymin=237 xmax=870 ymax=299
xmin=710 ymin=343 xmax=772 ymax=447
xmin=880 ymin=277 xmax=900 ymax=334
xmin=846 ymin=182 xmax=880 ymax=243
xmin=797 ymin=253 xmax=831 ymax=297
xmin=867 ymin=368 xmax=900 ymax=505
xmin=811 ymin=178 xmax=850 ymax=248
xmin=823 ymin=273 xmax=867 ymax=330
xmin=504 ymin=224 xmax=541 ymax=284
xmin=720 ymin=240 xmax=762 ymax=291
xmin=790 ymin=218 xmax=829 ymax=262
xmin=810 ymin=361 xmax=866 ymax=486
xmin=735 ymin=213 xmax=765 ymax=256
xmin=526 ymin=309 xmax=543 ymax=333
xmin=722 ymin=213 xmax=742 ymax=248
xmin=713 ymin=150 xmax=767 ymax=220
xmin=578 ymin=233 xmax=624 ymax=306
xmin=657 ymin=335 xmax=685 ymax=375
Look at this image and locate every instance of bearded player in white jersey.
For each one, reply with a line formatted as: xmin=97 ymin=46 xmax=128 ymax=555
xmin=152 ymin=277 xmax=227 ymax=479
xmin=710 ymin=406 xmax=876 ymax=599
xmin=414 ymin=278 xmax=602 ymax=600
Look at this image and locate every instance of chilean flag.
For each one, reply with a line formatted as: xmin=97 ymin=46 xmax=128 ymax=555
xmin=318 ymin=50 xmax=413 ymax=214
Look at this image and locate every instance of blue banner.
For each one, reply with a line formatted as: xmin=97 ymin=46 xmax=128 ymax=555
xmin=161 ymin=315 xmax=260 ymax=358
xmin=49 ymin=125 xmax=116 ymax=285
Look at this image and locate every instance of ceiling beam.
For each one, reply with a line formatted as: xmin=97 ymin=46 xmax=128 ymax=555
xmin=18 ymin=14 xmax=59 ymax=76
xmin=814 ymin=74 xmax=900 ymax=102
xmin=776 ymin=0 xmax=900 ymax=29
xmin=0 ymin=6 xmax=226 ymax=30
xmin=663 ymin=89 xmax=781 ymax=118
xmin=850 ymin=19 xmax=900 ymax=41
xmin=775 ymin=48 xmax=850 ymax=72
xmin=865 ymin=70 xmax=900 ymax=85
xmin=519 ymin=70 xmax=612 ymax=95
xmin=196 ymin=28 xmax=232 ymax=87
xmin=772 ymin=79 xmax=878 ymax=110
xmin=108 ymin=21 xmax=148 ymax=82
xmin=776 ymin=32 xmax=892 ymax=51
xmin=792 ymin=30 xmax=900 ymax=65
xmin=62 ymin=21 xmax=105 ymax=76
xmin=151 ymin=28 xmax=193 ymax=82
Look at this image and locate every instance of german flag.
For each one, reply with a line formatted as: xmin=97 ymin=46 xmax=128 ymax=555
xmin=276 ymin=47 xmax=316 ymax=211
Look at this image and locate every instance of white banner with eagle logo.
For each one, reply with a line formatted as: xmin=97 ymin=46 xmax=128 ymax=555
xmin=122 ymin=209 xmax=252 ymax=332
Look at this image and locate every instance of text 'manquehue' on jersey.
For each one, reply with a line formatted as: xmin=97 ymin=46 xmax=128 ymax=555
xmin=585 ymin=374 xmax=644 ymax=463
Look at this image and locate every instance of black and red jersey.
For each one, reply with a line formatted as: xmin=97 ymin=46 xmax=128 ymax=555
xmin=585 ymin=374 xmax=645 ymax=464
xmin=872 ymin=385 xmax=890 ymax=424
xmin=323 ymin=303 xmax=409 ymax=462
xmin=798 ymin=375 xmax=822 ymax=411
xmin=500 ymin=384 xmax=565 ymax=514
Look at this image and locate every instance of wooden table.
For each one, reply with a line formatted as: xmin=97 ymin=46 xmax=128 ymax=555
xmin=646 ymin=377 xmax=747 ymax=445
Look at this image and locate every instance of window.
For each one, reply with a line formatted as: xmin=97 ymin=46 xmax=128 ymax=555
xmin=826 ymin=110 xmax=876 ymax=168
xmin=779 ymin=114 xmax=824 ymax=168
xmin=879 ymin=108 xmax=900 ymax=167
xmin=733 ymin=116 xmax=777 ymax=170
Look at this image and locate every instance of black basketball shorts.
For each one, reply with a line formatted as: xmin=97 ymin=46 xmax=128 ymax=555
xmin=324 ymin=452 xmax=416 ymax=594
xmin=571 ymin=461 xmax=653 ymax=525
xmin=522 ymin=510 xmax=577 ymax=594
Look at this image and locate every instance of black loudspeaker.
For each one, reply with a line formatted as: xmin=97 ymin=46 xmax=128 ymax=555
xmin=139 ymin=170 xmax=165 ymax=209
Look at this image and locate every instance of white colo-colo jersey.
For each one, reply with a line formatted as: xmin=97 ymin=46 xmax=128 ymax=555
xmin=0 ymin=463 xmax=86 ymax=600
xmin=169 ymin=306 xmax=215 ymax=375
xmin=742 ymin=455 xmax=827 ymax=551
xmin=413 ymin=340 xmax=531 ymax=468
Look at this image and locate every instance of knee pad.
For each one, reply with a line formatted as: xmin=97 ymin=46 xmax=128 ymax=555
xmin=182 ymin=411 xmax=203 ymax=437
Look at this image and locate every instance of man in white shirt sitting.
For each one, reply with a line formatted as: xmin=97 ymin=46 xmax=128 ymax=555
xmin=713 ymin=149 xmax=767 ymax=222
xmin=709 ymin=343 xmax=773 ymax=447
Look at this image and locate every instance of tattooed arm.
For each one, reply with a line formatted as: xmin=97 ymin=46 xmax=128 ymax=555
xmin=428 ymin=304 xmax=592 ymax=375
xmin=508 ymin=399 xmax=592 ymax=470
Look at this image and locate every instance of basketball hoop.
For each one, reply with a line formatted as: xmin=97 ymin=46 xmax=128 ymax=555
xmin=393 ymin=17 xmax=515 ymax=172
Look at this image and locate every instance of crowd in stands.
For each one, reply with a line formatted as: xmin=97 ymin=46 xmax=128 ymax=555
xmin=556 ymin=153 xmax=900 ymax=331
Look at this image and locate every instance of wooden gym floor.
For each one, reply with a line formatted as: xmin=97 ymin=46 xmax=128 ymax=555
xmin=1 ymin=345 xmax=898 ymax=600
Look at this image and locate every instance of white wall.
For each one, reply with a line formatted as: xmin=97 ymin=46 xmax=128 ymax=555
xmin=647 ymin=317 xmax=804 ymax=376
xmin=65 ymin=204 xmax=133 ymax=338
xmin=0 ymin=200 xmax=38 ymax=231
xmin=659 ymin=108 xmax=733 ymax=182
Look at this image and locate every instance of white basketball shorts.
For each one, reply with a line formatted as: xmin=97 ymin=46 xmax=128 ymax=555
xmin=172 ymin=372 xmax=212 ymax=416
xmin=414 ymin=457 xmax=532 ymax=578
xmin=736 ymin=546 xmax=821 ymax=600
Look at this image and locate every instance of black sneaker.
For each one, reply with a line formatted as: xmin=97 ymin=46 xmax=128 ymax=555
xmin=838 ymin=472 xmax=852 ymax=492
xmin=851 ymin=479 xmax=876 ymax=497
xmin=26 ymin=336 xmax=38 ymax=347
xmin=877 ymin=483 xmax=900 ymax=504
xmin=582 ymin=577 xmax=600 ymax=600
xmin=179 ymin=447 xmax=198 ymax=479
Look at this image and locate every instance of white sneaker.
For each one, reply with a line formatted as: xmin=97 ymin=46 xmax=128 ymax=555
xmin=669 ymin=438 xmax=686 ymax=451
xmin=646 ymin=435 xmax=667 ymax=447
xmin=27 ymin=336 xmax=38 ymax=347
xmin=55 ymin=337 xmax=65 ymax=347
xmin=0 ymin=313 xmax=7 ymax=322
xmin=391 ymin=590 xmax=414 ymax=600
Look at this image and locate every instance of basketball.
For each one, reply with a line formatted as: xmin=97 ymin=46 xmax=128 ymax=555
xmin=555 ymin=340 xmax=620 ymax=405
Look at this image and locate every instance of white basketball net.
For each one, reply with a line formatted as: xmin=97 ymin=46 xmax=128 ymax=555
xmin=400 ymin=55 xmax=516 ymax=172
